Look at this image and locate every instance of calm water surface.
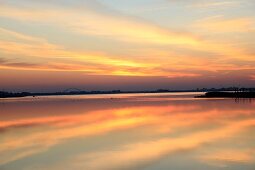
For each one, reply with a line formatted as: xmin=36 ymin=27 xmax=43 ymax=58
xmin=0 ymin=93 xmax=255 ymax=170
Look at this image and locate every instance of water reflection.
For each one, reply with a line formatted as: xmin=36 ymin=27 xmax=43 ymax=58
xmin=0 ymin=93 xmax=255 ymax=170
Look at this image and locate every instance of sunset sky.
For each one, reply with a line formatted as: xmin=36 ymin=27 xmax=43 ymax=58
xmin=0 ymin=0 xmax=255 ymax=92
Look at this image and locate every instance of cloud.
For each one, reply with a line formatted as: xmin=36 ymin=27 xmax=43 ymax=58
xmin=194 ymin=16 xmax=255 ymax=33
xmin=0 ymin=0 xmax=255 ymax=82
xmin=188 ymin=0 xmax=240 ymax=9
xmin=168 ymin=0 xmax=241 ymax=9
xmin=0 ymin=27 xmax=203 ymax=78
xmin=0 ymin=57 xmax=7 ymax=63
xmin=198 ymin=149 xmax=255 ymax=167
xmin=0 ymin=28 xmax=66 ymax=59
xmin=0 ymin=27 xmax=161 ymax=76
xmin=0 ymin=27 xmax=48 ymax=43
xmin=0 ymin=4 xmax=200 ymax=47
xmin=1 ymin=2 xmax=254 ymax=62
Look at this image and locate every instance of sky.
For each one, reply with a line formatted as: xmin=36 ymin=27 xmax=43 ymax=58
xmin=0 ymin=0 xmax=255 ymax=92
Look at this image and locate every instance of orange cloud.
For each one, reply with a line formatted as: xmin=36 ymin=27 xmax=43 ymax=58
xmin=195 ymin=17 xmax=255 ymax=33
xmin=0 ymin=5 xmax=200 ymax=47
xmin=0 ymin=3 xmax=255 ymax=79
xmin=3 ymin=3 xmax=252 ymax=61
xmin=0 ymin=28 xmax=203 ymax=78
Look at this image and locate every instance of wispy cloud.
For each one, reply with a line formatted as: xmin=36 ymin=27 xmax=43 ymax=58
xmin=0 ymin=4 xmax=200 ymax=46
xmin=198 ymin=149 xmax=255 ymax=166
xmin=1 ymin=4 xmax=254 ymax=59
xmin=0 ymin=0 xmax=255 ymax=87
xmin=188 ymin=0 xmax=240 ymax=9
xmin=194 ymin=16 xmax=255 ymax=33
xmin=0 ymin=28 xmax=160 ymax=76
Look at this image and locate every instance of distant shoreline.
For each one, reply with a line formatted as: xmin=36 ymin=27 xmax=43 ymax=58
xmin=0 ymin=90 xmax=200 ymax=98
xmin=195 ymin=91 xmax=255 ymax=98
xmin=1 ymin=88 xmax=255 ymax=99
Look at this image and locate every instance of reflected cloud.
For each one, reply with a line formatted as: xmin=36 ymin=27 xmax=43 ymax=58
xmin=44 ymin=118 xmax=255 ymax=170
xmin=1 ymin=96 xmax=255 ymax=169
